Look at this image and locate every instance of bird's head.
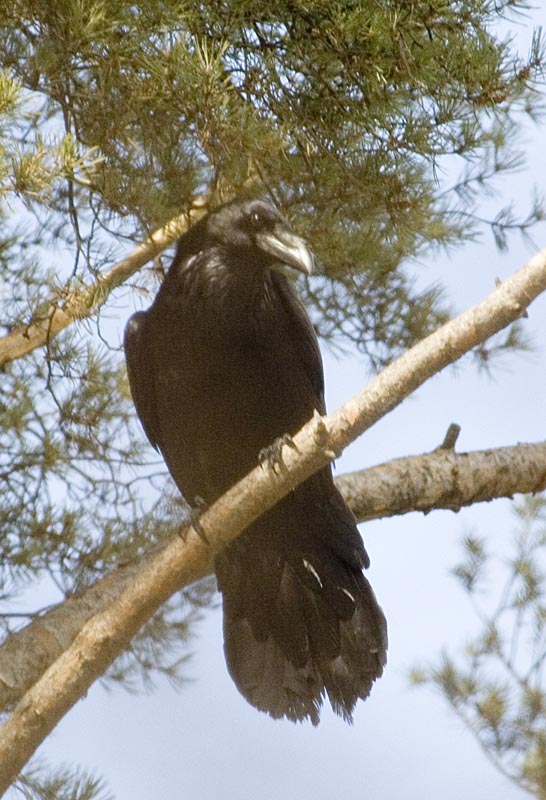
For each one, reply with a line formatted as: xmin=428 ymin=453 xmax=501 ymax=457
xmin=205 ymin=199 xmax=314 ymax=277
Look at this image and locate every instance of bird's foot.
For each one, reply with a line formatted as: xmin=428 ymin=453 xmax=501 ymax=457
xmin=179 ymin=496 xmax=209 ymax=543
xmin=259 ymin=433 xmax=300 ymax=475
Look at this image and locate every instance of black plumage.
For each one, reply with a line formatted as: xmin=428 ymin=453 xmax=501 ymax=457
xmin=124 ymin=198 xmax=387 ymax=724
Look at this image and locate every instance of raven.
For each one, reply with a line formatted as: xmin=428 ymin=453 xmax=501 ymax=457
xmin=124 ymin=198 xmax=387 ymax=724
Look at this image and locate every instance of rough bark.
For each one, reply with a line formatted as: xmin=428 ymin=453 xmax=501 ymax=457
xmin=0 ymin=544 xmax=212 ymax=713
xmin=336 ymin=440 xmax=546 ymax=522
xmin=0 ymin=244 xmax=545 ymax=792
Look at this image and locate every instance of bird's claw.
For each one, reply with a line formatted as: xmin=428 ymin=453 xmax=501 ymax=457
xmin=179 ymin=496 xmax=209 ymax=543
xmin=259 ymin=433 xmax=299 ymax=474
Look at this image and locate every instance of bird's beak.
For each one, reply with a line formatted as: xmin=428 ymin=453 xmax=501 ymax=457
xmin=256 ymin=228 xmax=314 ymax=276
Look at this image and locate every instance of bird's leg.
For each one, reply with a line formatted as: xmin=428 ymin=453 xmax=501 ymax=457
xmin=259 ymin=433 xmax=300 ymax=475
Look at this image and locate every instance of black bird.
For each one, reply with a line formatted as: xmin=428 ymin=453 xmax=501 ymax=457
xmin=124 ymin=198 xmax=387 ymax=724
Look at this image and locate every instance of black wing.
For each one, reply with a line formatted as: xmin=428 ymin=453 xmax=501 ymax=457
xmin=272 ymin=272 xmax=326 ymax=414
xmin=124 ymin=311 xmax=160 ymax=450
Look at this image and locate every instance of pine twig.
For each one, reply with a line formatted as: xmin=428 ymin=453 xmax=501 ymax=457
xmin=0 ymin=199 xmax=208 ymax=368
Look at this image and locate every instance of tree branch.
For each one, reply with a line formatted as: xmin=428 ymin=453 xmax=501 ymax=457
xmin=1 ymin=244 xmax=545 ymax=792
xmin=335 ymin=440 xmax=546 ymax=522
xmin=0 ymin=199 xmax=208 ymax=368
xmin=0 ymin=543 xmax=212 ymax=713
xmin=1 ymin=439 xmax=545 ymax=717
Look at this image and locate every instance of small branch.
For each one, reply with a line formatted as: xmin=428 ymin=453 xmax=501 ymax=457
xmin=437 ymin=423 xmax=461 ymax=451
xmin=0 ymin=244 xmax=545 ymax=791
xmin=0 ymin=199 xmax=209 ymax=368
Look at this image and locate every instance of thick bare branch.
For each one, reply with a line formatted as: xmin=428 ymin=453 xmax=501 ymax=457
xmin=0 ymin=200 xmax=208 ymax=368
xmin=1 ymin=244 xmax=545 ymax=792
xmin=1 ymin=439 xmax=545 ymax=717
xmin=336 ymin=440 xmax=546 ymax=522
xmin=0 ymin=545 xmax=212 ymax=713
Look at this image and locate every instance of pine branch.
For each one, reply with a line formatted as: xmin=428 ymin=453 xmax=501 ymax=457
xmin=0 ymin=439 xmax=545 ymax=715
xmin=0 ymin=199 xmax=208 ymax=368
xmin=0 ymin=244 xmax=545 ymax=792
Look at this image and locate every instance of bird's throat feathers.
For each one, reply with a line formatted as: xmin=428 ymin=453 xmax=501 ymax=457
xmin=172 ymin=246 xmax=285 ymax=325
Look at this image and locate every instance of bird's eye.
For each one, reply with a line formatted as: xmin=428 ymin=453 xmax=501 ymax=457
xmin=249 ymin=211 xmax=262 ymax=229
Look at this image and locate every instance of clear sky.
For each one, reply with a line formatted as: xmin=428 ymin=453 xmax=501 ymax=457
xmin=29 ymin=6 xmax=546 ymax=800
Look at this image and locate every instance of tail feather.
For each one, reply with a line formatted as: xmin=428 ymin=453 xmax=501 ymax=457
xmin=215 ymin=496 xmax=387 ymax=725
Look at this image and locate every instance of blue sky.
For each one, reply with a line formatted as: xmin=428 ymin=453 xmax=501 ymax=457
xmin=25 ymin=6 xmax=546 ymax=799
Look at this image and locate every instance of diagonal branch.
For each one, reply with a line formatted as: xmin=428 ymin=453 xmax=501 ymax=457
xmin=0 ymin=439 xmax=545 ymax=715
xmin=0 ymin=244 xmax=545 ymax=792
xmin=0 ymin=200 xmax=208 ymax=368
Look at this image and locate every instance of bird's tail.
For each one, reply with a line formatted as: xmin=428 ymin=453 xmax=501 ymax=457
xmin=214 ymin=485 xmax=387 ymax=725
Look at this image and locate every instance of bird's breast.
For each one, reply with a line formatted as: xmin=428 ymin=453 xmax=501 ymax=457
xmin=151 ymin=305 xmax=315 ymax=500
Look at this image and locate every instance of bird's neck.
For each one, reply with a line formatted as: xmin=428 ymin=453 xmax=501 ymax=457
xmin=175 ymin=247 xmax=280 ymax=331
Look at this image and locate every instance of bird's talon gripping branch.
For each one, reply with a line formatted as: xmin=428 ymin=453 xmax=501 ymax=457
xmin=312 ymin=409 xmax=339 ymax=460
xmin=189 ymin=496 xmax=209 ymax=543
xmin=259 ymin=433 xmax=298 ymax=474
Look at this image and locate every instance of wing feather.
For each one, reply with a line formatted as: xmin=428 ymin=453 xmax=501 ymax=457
xmin=124 ymin=311 xmax=160 ymax=450
xmin=272 ymin=272 xmax=326 ymax=414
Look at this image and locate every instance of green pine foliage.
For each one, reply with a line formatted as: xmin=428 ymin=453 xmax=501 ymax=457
xmin=17 ymin=761 xmax=113 ymax=800
xmin=411 ymin=496 xmax=546 ymax=799
xmin=1 ymin=1 xmax=544 ymax=353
